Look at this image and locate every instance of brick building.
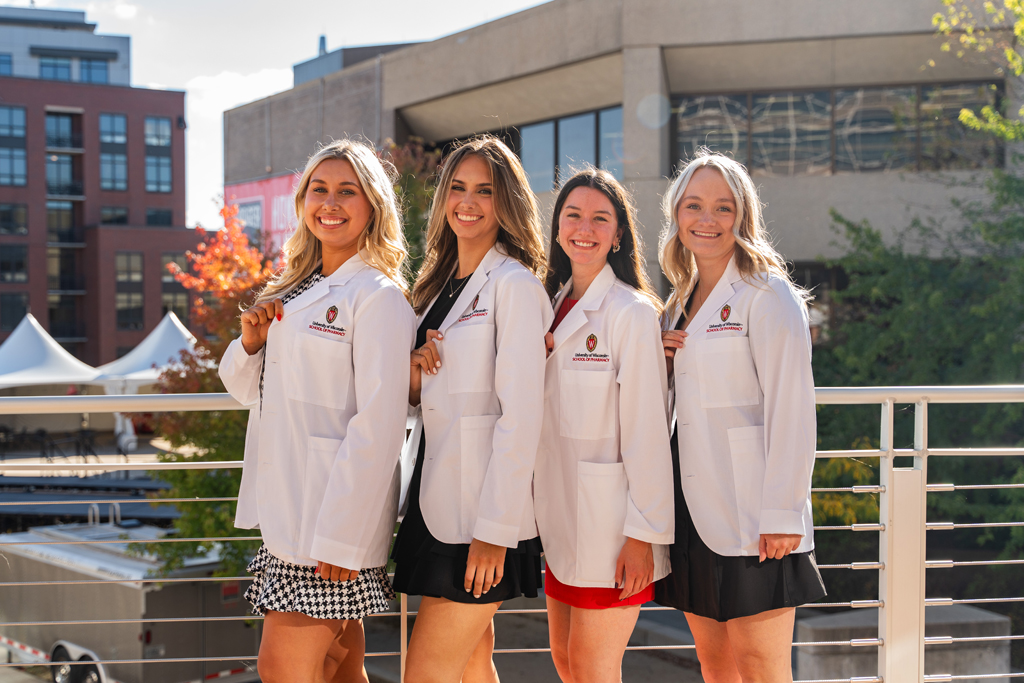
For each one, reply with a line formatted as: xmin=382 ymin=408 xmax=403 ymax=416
xmin=0 ymin=6 xmax=197 ymax=365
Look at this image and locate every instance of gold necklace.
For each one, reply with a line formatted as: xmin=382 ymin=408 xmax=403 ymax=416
xmin=448 ymin=274 xmax=469 ymax=299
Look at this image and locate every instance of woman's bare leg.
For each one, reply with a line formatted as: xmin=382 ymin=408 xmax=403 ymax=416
xmin=545 ymin=596 xmax=573 ymax=682
xmin=685 ymin=612 xmax=742 ymax=683
xmin=403 ymin=597 xmax=500 ymax=683
xmin=258 ymin=610 xmax=347 ymax=683
xmin=560 ymin=601 xmax=640 ymax=683
xmin=686 ymin=607 xmax=796 ymax=683
xmin=324 ymin=619 xmax=369 ymax=683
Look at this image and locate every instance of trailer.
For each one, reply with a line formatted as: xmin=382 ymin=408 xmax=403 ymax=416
xmin=0 ymin=518 xmax=259 ymax=683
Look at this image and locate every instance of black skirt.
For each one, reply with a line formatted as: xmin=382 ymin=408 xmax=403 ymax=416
xmin=391 ymin=431 xmax=543 ymax=604
xmin=655 ymin=428 xmax=826 ymax=622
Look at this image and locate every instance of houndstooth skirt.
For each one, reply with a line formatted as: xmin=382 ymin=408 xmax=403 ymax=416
xmin=244 ymin=545 xmax=395 ymax=620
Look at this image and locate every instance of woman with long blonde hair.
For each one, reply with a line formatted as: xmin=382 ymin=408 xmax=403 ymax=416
xmin=655 ymin=149 xmax=825 ymax=683
xmin=393 ymin=135 xmax=552 ymax=683
xmin=219 ymin=139 xmax=415 ymax=683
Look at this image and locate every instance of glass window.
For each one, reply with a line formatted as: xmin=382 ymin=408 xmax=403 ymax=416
xmin=520 ymin=120 xmax=555 ymax=194
xmin=40 ymin=57 xmax=71 ymax=81
xmin=101 ymin=206 xmax=128 ymax=224
xmin=48 ymin=247 xmax=80 ymax=291
xmin=835 ymin=87 xmax=917 ymax=173
xmin=47 ymin=201 xmax=75 ymax=242
xmin=750 ymin=91 xmax=832 ymax=176
xmin=0 ymin=245 xmax=28 ymax=283
xmin=0 ymin=203 xmax=27 ymax=235
xmin=99 ymin=114 xmax=127 ymax=144
xmin=45 ymin=114 xmax=75 ymax=148
xmin=80 ymin=59 xmax=108 ymax=84
xmin=675 ymin=95 xmax=749 ymax=164
xmin=162 ymin=253 xmax=187 ymax=283
xmin=557 ymin=112 xmax=596 ymax=184
xmin=0 ymin=106 xmax=26 ymax=137
xmin=145 ymin=156 xmax=172 ymax=193
xmin=145 ymin=117 xmax=172 ymax=146
xmin=46 ymin=153 xmax=75 ymax=194
xmin=920 ymin=82 xmax=1002 ymax=170
xmin=100 ymin=153 xmax=127 ymax=191
xmin=146 ymin=208 xmax=173 ymax=226
xmin=116 ymin=252 xmax=143 ymax=283
xmin=0 ymin=148 xmax=27 ymax=186
xmin=0 ymin=293 xmax=28 ymax=332
xmin=162 ymin=292 xmax=188 ymax=322
xmin=598 ymin=107 xmax=624 ymax=180
xmin=0 ymin=54 xmax=11 ymax=77
xmin=116 ymin=292 xmax=144 ymax=330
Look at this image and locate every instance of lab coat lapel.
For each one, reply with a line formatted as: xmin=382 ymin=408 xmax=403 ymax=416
xmin=551 ymin=263 xmax=615 ymax=355
xmin=436 ymin=245 xmax=506 ymax=335
xmin=283 ymin=250 xmax=369 ymax=315
xmin=689 ymin=255 xmax=742 ymax=334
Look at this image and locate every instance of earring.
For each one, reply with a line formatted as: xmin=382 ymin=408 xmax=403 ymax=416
xmin=612 ymin=241 xmax=621 ymax=253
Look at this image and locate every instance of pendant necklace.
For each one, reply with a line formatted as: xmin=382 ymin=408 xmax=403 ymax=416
xmin=448 ymin=274 xmax=469 ymax=298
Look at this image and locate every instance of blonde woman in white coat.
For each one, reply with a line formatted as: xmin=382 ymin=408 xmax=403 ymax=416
xmin=219 ymin=140 xmax=415 ymax=683
xmin=654 ymin=149 xmax=826 ymax=683
xmin=534 ymin=169 xmax=674 ymax=683
xmin=392 ymin=136 xmax=552 ymax=683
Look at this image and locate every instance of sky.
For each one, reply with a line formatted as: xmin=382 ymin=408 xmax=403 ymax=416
xmin=8 ymin=0 xmax=550 ymax=228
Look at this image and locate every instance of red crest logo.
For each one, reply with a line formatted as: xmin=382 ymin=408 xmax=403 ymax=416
xmin=720 ymin=304 xmax=731 ymax=322
xmin=471 ymin=294 xmax=479 ymax=310
xmin=586 ymin=334 xmax=597 ymax=352
xmin=326 ymin=306 xmax=338 ymax=324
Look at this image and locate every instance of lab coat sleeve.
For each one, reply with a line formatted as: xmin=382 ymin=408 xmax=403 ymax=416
xmin=614 ymin=300 xmax=675 ymax=545
xmin=472 ymin=269 xmax=553 ymax=548
xmin=218 ymin=337 xmax=264 ymax=407
xmin=310 ymin=286 xmax=416 ymax=569
xmin=749 ymin=279 xmax=817 ymax=537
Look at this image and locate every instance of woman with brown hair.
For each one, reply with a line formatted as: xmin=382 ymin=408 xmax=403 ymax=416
xmin=392 ymin=135 xmax=552 ymax=683
xmin=534 ymin=168 xmax=674 ymax=683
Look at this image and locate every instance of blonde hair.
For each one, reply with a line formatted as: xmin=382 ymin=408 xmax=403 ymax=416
xmin=411 ymin=136 xmax=547 ymax=314
xmin=257 ymin=139 xmax=408 ymax=303
xmin=658 ymin=148 xmax=807 ymax=320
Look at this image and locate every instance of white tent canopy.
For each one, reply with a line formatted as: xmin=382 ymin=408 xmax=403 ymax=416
xmin=0 ymin=313 xmax=99 ymax=389
xmin=96 ymin=312 xmax=196 ymax=390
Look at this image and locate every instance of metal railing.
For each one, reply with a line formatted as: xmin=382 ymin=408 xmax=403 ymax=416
xmin=0 ymin=387 xmax=1020 ymax=683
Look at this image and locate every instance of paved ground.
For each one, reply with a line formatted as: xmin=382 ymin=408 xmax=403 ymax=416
xmin=0 ymin=648 xmax=49 ymax=682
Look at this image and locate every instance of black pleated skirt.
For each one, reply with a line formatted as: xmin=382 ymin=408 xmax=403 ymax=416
xmin=391 ymin=431 xmax=543 ymax=604
xmin=655 ymin=428 xmax=827 ymax=622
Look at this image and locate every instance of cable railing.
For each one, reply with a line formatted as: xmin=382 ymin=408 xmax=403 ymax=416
xmin=0 ymin=387 xmax=1020 ymax=683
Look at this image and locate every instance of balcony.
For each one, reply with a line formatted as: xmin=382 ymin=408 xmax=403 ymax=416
xmin=47 ymin=225 xmax=85 ymax=246
xmin=47 ymin=320 xmax=86 ymax=340
xmin=0 ymin=387 xmax=1020 ymax=683
xmin=45 ymin=132 xmax=83 ymax=150
xmin=46 ymin=180 xmax=84 ymax=198
xmin=47 ymin=273 xmax=86 ymax=293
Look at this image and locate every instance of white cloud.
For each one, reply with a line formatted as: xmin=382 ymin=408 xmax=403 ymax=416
xmin=184 ymin=68 xmax=292 ymax=229
xmin=113 ymin=3 xmax=137 ymax=19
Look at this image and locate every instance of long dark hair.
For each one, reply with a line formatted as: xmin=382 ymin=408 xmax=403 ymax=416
xmin=544 ymin=168 xmax=661 ymax=312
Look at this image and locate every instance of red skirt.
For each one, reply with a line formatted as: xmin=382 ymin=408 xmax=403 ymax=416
xmin=544 ymin=566 xmax=655 ymax=609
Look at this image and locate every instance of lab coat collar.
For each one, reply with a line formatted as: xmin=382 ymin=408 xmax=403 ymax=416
xmin=284 ymin=250 xmax=371 ymax=315
xmin=686 ymin=254 xmax=743 ymax=333
xmin=550 ymin=261 xmax=616 ymax=356
xmin=436 ymin=243 xmax=511 ymax=334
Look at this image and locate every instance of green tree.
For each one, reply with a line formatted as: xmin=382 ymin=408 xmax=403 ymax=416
xmin=380 ymin=137 xmax=442 ymax=281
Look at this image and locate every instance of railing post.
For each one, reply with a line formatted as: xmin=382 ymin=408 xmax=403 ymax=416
xmin=877 ymin=398 xmax=928 ymax=682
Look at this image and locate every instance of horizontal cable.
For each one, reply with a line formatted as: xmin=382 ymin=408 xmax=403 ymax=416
xmin=927 ymin=596 xmax=1024 ymax=606
xmin=796 ymin=678 xmax=882 ymax=683
xmin=926 ymin=558 xmax=1024 ymax=568
xmin=927 ymin=634 xmax=1024 ymax=645
xmin=817 ymin=562 xmax=884 ymax=570
xmin=928 ymin=521 xmax=1024 ymax=530
xmin=0 ymin=576 xmax=253 ymax=587
xmin=0 ymin=653 xmax=399 ymax=667
xmin=812 ymin=486 xmax=885 ymax=494
xmin=0 ymin=461 xmax=243 ymax=472
xmin=814 ymin=523 xmax=885 ymax=532
xmin=928 ymin=483 xmax=1024 ymax=491
xmin=814 ymin=385 xmax=1024 ymax=405
xmin=0 ymin=393 xmax=244 ymax=415
xmin=928 ymin=448 xmax=1024 ymax=458
xmin=0 ymin=497 xmax=238 ymax=507
xmin=815 ymin=450 xmax=884 ymax=460
xmin=0 ymin=535 xmax=260 ymax=547
xmin=925 ymin=674 xmax=1024 ymax=681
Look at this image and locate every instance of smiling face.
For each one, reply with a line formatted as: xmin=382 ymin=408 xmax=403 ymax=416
xmin=445 ymin=154 xmax=500 ymax=248
xmin=303 ymin=158 xmax=372 ymax=263
xmin=675 ymin=166 xmax=738 ymax=267
xmin=557 ymin=186 xmax=623 ymax=272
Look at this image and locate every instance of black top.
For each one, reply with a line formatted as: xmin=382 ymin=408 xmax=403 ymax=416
xmin=416 ymin=273 xmax=471 ymax=348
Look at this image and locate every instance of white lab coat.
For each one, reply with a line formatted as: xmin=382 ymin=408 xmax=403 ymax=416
xmin=220 ymin=251 xmax=415 ymax=570
xmin=534 ymin=263 xmax=674 ymax=588
xmin=400 ymin=244 xmax=552 ymax=548
xmin=668 ymin=255 xmax=816 ymax=557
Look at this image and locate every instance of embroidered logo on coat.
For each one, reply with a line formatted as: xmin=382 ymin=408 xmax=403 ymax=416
xmin=326 ymin=306 xmax=338 ymax=324
xmin=586 ymin=334 xmax=598 ymax=352
xmin=721 ymin=304 xmax=731 ymax=322
xmin=471 ymin=294 xmax=479 ymax=310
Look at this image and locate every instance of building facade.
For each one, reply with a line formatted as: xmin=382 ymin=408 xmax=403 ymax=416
xmin=0 ymin=6 xmax=196 ymax=365
xmin=223 ymin=0 xmax=1015 ymax=294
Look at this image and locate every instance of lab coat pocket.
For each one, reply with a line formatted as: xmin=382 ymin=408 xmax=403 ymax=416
xmin=695 ymin=337 xmax=759 ymax=408
xmin=299 ymin=435 xmax=343 ymax=549
xmin=460 ymin=414 xmax=499 ymax=518
xmin=576 ymin=461 xmax=629 ymax=585
xmin=286 ymin=333 xmax=353 ymax=410
xmin=559 ymin=370 xmax=616 ymax=440
xmin=444 ymin=324 xmax=496 ymax=394
xmin=727 ymin=425 xmax=766 ymax=542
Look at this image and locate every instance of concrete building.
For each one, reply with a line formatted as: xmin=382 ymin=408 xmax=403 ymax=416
xmin=0 ymin=6 xmax=196 ymax=365
xmin=223 ymin=0 xmax=1011 ymax=293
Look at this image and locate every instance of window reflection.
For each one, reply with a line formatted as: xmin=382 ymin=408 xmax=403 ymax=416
xmin=751 ymin=91 xmax=831 ymax=176
xmin=920 ymin=82 xmax=1001 ymax=170
xmin=521 ymin=121 xmax=555 ymax=194
xmin=599 ymin=107 xmax=623 ymax=180
xmin=835 ymin=88 xmax=916 ymax=172
xmin=558 ymin=112 xmax=595 ymax=184
xmin=675 ymin=95 xmax=748 ymax=162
